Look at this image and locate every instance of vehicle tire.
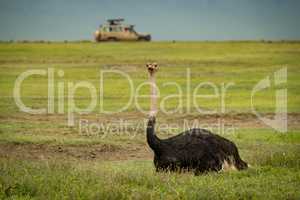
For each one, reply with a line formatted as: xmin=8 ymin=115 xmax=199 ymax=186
xmin=139 ymin=36 xmax=151 ymax=42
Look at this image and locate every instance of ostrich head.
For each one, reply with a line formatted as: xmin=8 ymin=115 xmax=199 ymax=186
xmin=146 ymin=62 xmax=159 ymax=75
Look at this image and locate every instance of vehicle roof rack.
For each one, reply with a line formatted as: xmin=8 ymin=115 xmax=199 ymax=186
xmin=107 ymin=18 xmax=124 ymax=25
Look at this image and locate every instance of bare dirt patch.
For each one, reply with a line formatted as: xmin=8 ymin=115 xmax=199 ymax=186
xmin=0 ymin=143 xmax=153 ymax=162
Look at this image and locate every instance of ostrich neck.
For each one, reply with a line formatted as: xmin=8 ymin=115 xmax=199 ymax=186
xmin=149 ymin=74 xmax=157 ymax=117
xmin=147 ymin=72 xmax=161 ymax=152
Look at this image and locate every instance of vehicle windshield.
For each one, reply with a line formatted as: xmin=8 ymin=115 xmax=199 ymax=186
xmin=129 ymin=27 xmax=137 ymax=34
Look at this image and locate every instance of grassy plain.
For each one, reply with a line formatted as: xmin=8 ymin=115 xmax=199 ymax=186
xmin=0 ymin=41 xmax=300 ymax=199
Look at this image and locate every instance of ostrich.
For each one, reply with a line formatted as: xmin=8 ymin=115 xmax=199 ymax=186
xmin=146 ymin=63 xmax=248 ymax=174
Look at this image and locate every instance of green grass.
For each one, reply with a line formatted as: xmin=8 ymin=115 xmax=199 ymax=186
xmin=0 ymin=42 xmax=300 ymax=199
xmin=0 ymin=42 xmax=300 ymax=114
xmin=1 ymin=158 xmax=300 ymax=200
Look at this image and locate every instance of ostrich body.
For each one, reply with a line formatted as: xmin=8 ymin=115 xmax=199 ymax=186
xmin=146 ymin=63 xmax=248 ymax=174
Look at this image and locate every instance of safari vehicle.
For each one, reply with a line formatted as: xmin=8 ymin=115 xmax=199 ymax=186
xmin=94 ymin=18 xmax=151 ymax=42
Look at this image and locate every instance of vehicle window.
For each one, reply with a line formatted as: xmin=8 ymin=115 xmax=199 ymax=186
xmin=111 ymin=27 xmax=123 ymax=32
xmin=102 ymin=27 xmax=109 ymax=32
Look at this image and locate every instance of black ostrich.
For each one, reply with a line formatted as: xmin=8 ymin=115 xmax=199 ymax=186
xmin=146 ymin=63 xmax=248 ymax=175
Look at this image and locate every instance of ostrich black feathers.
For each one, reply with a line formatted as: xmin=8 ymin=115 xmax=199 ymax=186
xmin=147 ymin=116 xmax=248 ymax=175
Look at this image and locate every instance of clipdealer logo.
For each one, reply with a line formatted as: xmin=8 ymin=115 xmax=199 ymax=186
xmin=251 ymin=67 xmax=287 ymax=132
xmin=13 ymin=67 xmax=288 ymax=133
